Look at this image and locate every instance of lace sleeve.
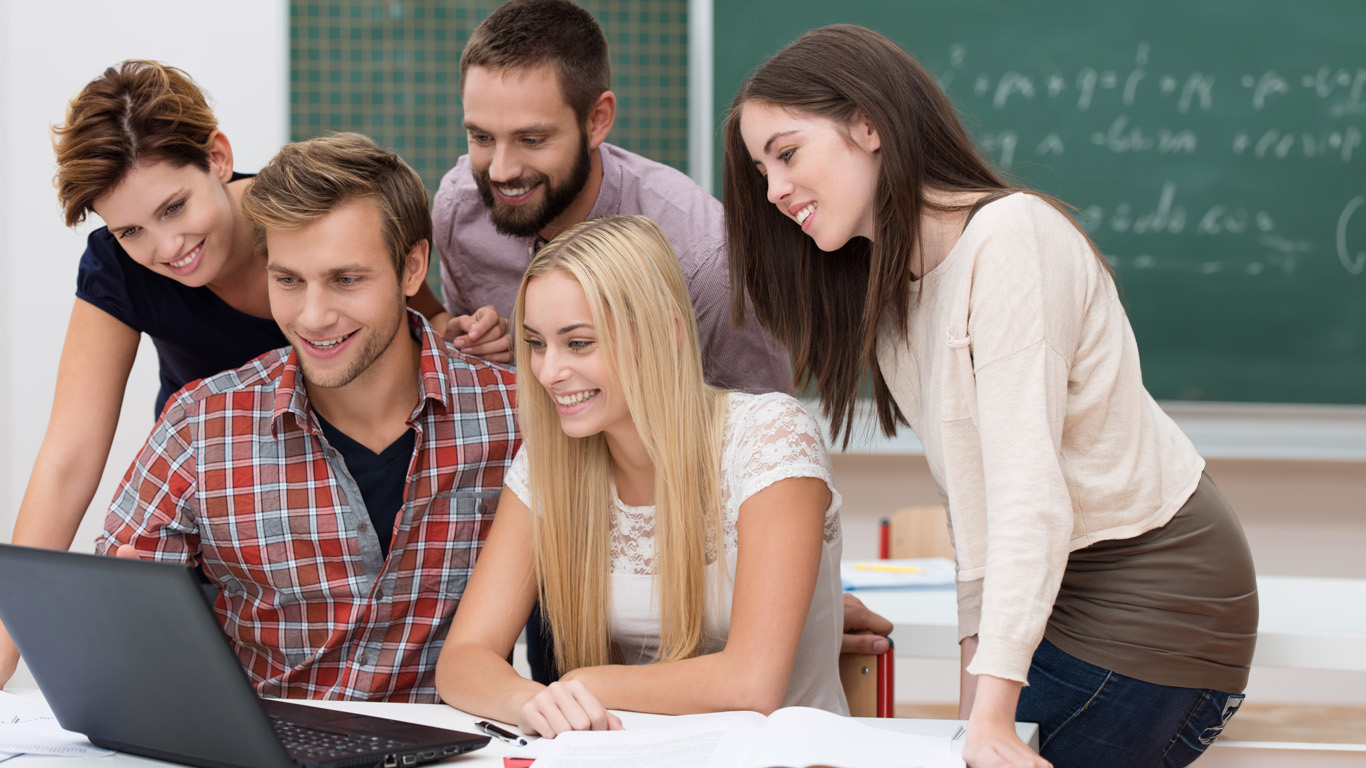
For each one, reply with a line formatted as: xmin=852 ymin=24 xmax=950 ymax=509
xmin=505 ymin=444 xmax=531 ymax=506
xmin=727 ymin=393 xmax=841 ymax=539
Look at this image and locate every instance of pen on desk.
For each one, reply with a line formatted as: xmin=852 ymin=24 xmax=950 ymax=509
xmin=853 ymin=563 xmax=924 ymax=574
xmin=474 ymin=720 xmax=529 ymax=747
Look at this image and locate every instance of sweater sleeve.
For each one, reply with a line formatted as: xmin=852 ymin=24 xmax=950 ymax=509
xmin=961 ymin=197 xmax=1089 ymax=683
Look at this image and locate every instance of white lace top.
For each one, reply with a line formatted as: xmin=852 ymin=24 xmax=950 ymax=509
xmin=506 ymin=392 xmax=847 ymax=714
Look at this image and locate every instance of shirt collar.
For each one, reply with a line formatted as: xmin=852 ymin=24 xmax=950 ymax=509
xmin=529 ymin=143 xmax=621 ymax=256
xmin=585 ymin=142 xmax=621 ymax=220
xmin=270 ymin=309 xmax=453 ymax=438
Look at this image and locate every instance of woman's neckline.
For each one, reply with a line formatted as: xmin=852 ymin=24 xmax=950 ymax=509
xmin=911 ymin=191 xmax=1016 ymax=287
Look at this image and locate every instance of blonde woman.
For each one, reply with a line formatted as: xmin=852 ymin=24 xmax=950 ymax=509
xmin=436 ymin=215 xmax=846 ymax=735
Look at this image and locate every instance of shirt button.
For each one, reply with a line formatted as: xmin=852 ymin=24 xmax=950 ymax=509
xmin=358 ymin=653 xmax=368 ymax=665
xmin=376 ymin=588 xmax=384 ymax=600
xmin=479 ymin=503 xmax=488 ymax=514
xmin=358 ymin=521 xmax=368 ymax=532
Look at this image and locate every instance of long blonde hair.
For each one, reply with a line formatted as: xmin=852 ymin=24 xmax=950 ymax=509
xmin=514 ymin=215 xmax=728 ymax=672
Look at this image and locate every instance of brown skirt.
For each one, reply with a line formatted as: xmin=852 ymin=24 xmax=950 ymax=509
xmin=1044 ymin=472 xmax=1259 ymax=692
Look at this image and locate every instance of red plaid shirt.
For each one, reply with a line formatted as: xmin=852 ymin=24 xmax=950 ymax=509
xmin=99 ymin=312 xmax=518 ymax=702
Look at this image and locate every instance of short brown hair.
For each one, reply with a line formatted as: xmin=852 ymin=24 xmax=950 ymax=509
xmin=52 ymin=60 xmax=219 ymax=227
xmin=459 ymin=0 xmax=610 ymax=123
xmin=241 ymin=133 xmax=432 ymax=276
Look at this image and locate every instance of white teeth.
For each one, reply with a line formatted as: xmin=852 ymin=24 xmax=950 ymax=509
xmin=170 ymin=242 xmax=202 ymax=268
xmin=499 ymin=185 xmax=531 ymax=197
xmin=555 ymin=390 xmax=597 ymax=406
xmin=795 ymin=203 xmax=817 ymax=225
xmin=310 ymin=335 xmax=349 ymax=349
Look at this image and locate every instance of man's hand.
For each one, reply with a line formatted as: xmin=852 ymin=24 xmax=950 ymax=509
xmin=115 ymin=544 xmax=143 ymax=560
xmin=841 ymin=593 xmax=893 ymax=655
xmin=440 ymin=306 xmax=512 ymax=363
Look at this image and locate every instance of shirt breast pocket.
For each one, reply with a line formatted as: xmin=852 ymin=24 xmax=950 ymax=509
xmin=408 ymin=489 xmax=497 ymax=601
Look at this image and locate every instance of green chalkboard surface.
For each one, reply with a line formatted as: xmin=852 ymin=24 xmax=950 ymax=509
xmin=715 ymin=1 xmax=1366 ymax=405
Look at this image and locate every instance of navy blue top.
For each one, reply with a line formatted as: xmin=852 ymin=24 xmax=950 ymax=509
xmin=74 ymin=173 xmax=287 ymax=417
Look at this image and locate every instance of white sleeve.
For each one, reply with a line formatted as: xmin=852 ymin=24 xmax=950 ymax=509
xmin=504 ymin=444 xmax=531 ymax=506
xmin=729 ymin=394 xmax=840 ymax=530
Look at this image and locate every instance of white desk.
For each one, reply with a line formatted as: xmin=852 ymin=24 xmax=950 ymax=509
xmin=3 ymin=688 xmax=1036 ymax=766
xmin=854 ymin=575 xmax=1366 ymax=672
xmin=3 ymin=692 xmax=512 ymax=768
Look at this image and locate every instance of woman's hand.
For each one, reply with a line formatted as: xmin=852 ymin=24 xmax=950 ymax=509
xmin=963 ymin=720 xmax=1051 ymax=768
xmin=515 ymin=678 xmax=623 ymax=738
xmin=962 ymin=673 xmax=1050 ymax=768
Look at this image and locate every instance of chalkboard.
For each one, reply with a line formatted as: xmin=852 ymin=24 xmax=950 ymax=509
xmin=714 ymin=1 xmax=1366 ymax=405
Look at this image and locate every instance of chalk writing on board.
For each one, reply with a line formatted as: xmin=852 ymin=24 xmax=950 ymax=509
xmin=1066 ymin=182 xmax=1366 ymax=277
xmin=1339 ymin=196 xmax=1366 ymax=276
xmin=1232 ymin=128 xmax=1361 ymax=161
xmin=1074 ymin=182 xmax=1281 ymax=238
xmin=941 ymin=44 xmax=1366 ymax=115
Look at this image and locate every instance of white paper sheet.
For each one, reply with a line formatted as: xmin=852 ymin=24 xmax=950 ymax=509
xmin=0 ymin=692 xmax=114 ymax=758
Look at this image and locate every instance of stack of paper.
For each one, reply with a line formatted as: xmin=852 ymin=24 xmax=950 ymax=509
xmin=840 ymin=558 xmax=956 ymax=591
xmin=0 ymin=692 xmax=114 ymax=759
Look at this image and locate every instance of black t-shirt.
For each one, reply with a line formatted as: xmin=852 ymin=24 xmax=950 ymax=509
xmin=314 ymin=411 xmax=416 ymax=559
xmin=74 ymin=172 xmax=287 ymax=417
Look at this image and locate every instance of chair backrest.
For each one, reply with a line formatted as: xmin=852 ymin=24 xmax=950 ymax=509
xmin=888 ymin=505 xmax=953 ymax=560
xmin=830 ymin=631 xmax=896 ymax=716
xmin=840 ymin=652 xmax=878 ymax=717
xmin=842 ymin=505 xmax=951 ymax=718
xmin=840 ymin=639 xmax=895 ymax=718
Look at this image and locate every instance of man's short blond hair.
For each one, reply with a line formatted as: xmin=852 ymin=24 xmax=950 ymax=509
xmin=242 ymin=133 xmax=431 ymax=275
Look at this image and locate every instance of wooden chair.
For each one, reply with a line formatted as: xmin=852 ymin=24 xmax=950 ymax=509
xmin=885 ymin=505 xmax=954 ymax=560
xmin=840 ymin=637 xmax=895 ymax=718
xmin=845 ymin=505 xmax=953 ymax=718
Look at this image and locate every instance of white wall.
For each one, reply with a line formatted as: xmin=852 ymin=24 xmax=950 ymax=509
xmin=0 ymin=1 xmax=288 ymax=551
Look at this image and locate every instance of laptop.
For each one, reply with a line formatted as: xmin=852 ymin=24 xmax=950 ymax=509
xmin=0 ymin=543 xmax=489 ymax=768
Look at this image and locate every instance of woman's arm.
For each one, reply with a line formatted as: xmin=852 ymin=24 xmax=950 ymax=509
xmin=561 ymin=475 xmax=830 ymax=716
xmin=959 ymin=635 xmax=1051 ymax=768
xmin=959 ymin=634 xmax=980 ymax=718
xmin=0 ymin=299 xmax=140 ymax=687
xmin=436 ymin=487 xmax=620 ymax=737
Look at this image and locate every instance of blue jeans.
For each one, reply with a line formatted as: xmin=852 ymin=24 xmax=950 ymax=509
xmin=1016 ymin=639 xmax=1244 ymax=768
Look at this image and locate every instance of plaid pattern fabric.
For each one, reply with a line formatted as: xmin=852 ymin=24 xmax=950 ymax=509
xmin=100 ymin=311 xmax=518 ymax=702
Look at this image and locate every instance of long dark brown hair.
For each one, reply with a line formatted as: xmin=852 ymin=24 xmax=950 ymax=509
xmin=723 ymin=25 xmax=1011 ymax=445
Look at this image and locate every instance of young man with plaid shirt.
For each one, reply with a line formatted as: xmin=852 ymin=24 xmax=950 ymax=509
xmin=98 ymin=133 xmax=518 ymax=702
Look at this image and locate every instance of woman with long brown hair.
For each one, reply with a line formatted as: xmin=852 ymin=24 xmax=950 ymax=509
xmin=724 ymin=24 xmax=1257 ymax=768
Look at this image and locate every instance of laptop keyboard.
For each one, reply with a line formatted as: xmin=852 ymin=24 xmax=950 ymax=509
xmin=271 ymin=715 xmax=406 ymax=760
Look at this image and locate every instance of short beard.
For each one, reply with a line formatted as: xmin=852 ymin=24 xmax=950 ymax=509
xmin=474 ymin=137 xmax=592 ymax=238
xmin=296 ymin=303 xmax=406 ymax=390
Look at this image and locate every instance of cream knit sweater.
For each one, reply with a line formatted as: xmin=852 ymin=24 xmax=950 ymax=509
xmin=876 ymin=193 xmax=1205 ymax=683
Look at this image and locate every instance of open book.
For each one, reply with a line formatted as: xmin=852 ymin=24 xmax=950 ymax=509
xmin=523 ymin=706 xmax=964 ymax=768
